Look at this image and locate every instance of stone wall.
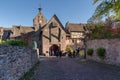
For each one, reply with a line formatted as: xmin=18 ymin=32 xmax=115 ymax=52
xmin=86 ymin=39 xmax=120 ymax=66
xmin=0 ymin=45 xmax=38 ymax=80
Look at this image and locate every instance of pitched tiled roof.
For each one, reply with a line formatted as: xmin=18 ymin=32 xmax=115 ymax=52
xmin=13 ymin=25 xmax=35 ymax=33
xmin=0 ymin=27 xmax=12 ymax=35
xmin=66 ymin=23 xmax=86 ymax=32
xmin=41 ymin=14 xmax=68 ymax=34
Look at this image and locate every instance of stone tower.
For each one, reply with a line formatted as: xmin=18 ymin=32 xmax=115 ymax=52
xmin=33 ymin=7 xmax=47 ymax=31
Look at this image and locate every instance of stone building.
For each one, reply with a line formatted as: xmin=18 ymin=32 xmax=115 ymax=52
xmin=0 ymin=8 xmax=87 ymax=56
xmin=38 ymin=14 xmax=68 ymax=55
xmin=65 ymin=22 xmax=87 ymax=50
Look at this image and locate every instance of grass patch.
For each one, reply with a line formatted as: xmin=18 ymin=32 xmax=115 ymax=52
xmin=19 ymin=61 xmax=40 ymax=80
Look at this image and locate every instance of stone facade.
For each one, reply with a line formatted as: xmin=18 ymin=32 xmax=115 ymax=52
xmin=86 ymin=39 xmax=120 ymax=66
xmin=0 ymin=45 xmax=38 ymax=80
xmin=40 ymin=15 xmax=67 ymax=55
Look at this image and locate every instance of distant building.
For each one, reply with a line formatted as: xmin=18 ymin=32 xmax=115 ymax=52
xmin=65 ymin=22 xmax=87 ymax=49
xmin=1 ymin=7 xmax=87 ymax=56
xmin=109 ymin=22 xmax=120 ymax=35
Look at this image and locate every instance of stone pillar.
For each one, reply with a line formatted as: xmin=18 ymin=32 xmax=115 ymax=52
xmin=36 ymin=48 xmax=39 ymax=58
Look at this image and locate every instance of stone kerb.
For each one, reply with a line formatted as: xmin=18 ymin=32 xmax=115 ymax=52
xmin=0 ymin=44 xmax=38 ymax=80
xmin=86 ymin=39 xmax=120 ymax=66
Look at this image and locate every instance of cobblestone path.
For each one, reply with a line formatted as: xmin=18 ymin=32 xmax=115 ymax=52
xmin=30 ymin=57 xmax=120 ymax=80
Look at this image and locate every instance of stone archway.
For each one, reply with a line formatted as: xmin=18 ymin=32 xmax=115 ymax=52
xmin=49 ymin=44 xmax=59 ymax=56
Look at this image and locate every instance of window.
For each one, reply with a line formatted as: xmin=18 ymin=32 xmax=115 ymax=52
xmin=77 ymin=40 xmax=81 ymax=44
xmin=72 ymin=39 xmax=74 ymax=43
xmin=58 ymin=28 xmax=61 ymax=42
xmin=46 ymin=51 xmax=48 ymax=53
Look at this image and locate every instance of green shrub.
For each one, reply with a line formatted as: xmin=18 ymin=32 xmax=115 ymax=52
xmin=0 ymin=39 xmax=4 ymax=44
xmin=65 ymin=46 xmax=73 ymax=53
xmin=79 ymin=50 xmax=84 ymax=57
xmin=2 ymin=39 xmax=28 ymax=46
xmin=87 ymin=48 xmax=94 ymax=56
xmin=97 ymin=47 xmax=106 ymax=58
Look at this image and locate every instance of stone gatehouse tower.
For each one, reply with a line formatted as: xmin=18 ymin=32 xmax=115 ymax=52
xmin=33 ymin=7 xmax=47 ymax=31
xmin=40 ymin=15 xmax=68 ymax=55
xmin=33 ymin=8 xmax=68 ymax=55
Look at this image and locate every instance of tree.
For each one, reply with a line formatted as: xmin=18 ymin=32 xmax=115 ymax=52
xmin=87 ymin=15 xmax=103 ymax=23
xmin=92 ymin=0 xmax=120 ymax=21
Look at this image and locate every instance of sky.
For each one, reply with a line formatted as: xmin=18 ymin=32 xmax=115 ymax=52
xmin=0 ymin=0 xmax=96 ymax=28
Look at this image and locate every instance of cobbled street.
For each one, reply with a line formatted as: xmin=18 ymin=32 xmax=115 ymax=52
xmin=30 ymin=57 xmax=120 ymax=80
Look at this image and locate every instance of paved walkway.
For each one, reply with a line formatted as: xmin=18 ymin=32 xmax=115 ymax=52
xmin=30 ymin=57 xmax=120 ymax=80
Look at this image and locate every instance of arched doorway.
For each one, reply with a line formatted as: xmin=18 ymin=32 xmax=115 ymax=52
xmin=49 ymin=44 xmax=59 ymax=56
